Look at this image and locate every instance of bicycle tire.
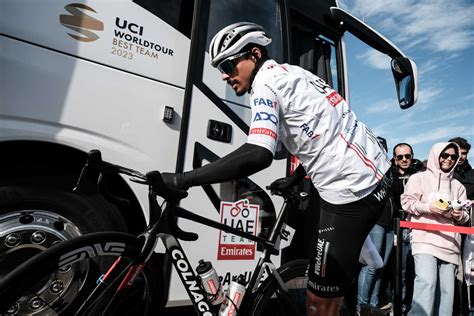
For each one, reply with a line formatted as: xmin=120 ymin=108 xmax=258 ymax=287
xmin=248 ymin=259 xmax=309 ymax=316
xmin=0 ymin=231 xmax=159 ymax=315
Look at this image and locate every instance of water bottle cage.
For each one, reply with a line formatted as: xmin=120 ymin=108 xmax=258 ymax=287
xmin=205 ymin=289 xmax=222 ymax=304
xmin=197 ymin=274 xmax=224 ymax=305
xmin=224 ymin=291 xmax=241 ymax=312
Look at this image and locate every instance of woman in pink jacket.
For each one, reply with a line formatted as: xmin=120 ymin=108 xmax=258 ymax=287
xmin=401 ymin=142 xmax=468 ymax=315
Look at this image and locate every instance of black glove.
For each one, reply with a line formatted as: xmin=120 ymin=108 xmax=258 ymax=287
xmin=268 ymin=175 xmax=299 ymax=191
xmin=268 ymin=164 xmax=306 ymax=191
xmin=161 ymin=172 xmax=192 ymax=191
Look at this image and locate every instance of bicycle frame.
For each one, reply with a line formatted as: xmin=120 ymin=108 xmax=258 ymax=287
xmin=72 ymin=151 xmax=301 ymax=315
xmin=79 ymin=195 xmax=293 ymax=316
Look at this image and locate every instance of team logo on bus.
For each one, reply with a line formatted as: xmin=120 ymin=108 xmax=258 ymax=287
xmin=60 ymin=3 xmax=104 ymax=42
xmin=218 ymin=199 xmax=259 ymax=260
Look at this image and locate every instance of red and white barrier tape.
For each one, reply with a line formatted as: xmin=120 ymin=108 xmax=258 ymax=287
xmin=400 ymin=220 xmax=474 ymax=235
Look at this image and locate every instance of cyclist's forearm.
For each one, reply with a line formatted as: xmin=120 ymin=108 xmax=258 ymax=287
xmin=183 ymin=143 xmax=273 ymax=187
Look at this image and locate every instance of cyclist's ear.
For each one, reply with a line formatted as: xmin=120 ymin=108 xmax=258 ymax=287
xmin=250 ymin=47 xmax=261 ymax=60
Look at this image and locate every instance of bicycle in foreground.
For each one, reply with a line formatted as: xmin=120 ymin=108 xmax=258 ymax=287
xmin=0 ymin=150 xmax=309 ymax=315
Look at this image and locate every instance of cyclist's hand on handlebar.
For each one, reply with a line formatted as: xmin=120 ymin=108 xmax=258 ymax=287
xmin=268 ymin=173 xmax=302 ymax=191
xmin=268 ymin=164 xmax=306 ymax=192
xmin=146 ymin=171 xmax=188 ymax=202
xmin=267 ymin=176 xmax=309 ymax=202
xmin=268 ymin=176 xmax=295 ymax=191
xmin=161 ymin=172 xmax=190 ymax=191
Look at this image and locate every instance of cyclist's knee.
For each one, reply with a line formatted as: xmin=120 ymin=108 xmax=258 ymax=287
xmin=306 ymin=290 xmax=343 ymax=316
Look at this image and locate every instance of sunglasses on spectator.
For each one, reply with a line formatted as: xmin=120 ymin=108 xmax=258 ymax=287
xmin=440 ymin=153 xmax=459 ymax=161
xmin=217 ymin=52 xmax=250 ymax=75
xmin=396 ymin=154 xmax=412 ymax=161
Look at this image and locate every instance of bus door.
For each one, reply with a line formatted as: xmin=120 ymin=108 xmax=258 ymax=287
xmin=166 ymin=0 xmax=288 ymax=305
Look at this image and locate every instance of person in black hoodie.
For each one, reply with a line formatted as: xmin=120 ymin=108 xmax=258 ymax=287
xmin=380 ymin=143 xmax=423 ymax=313
xmin=449 ymin=137 xmax=473 ymax=315
xmin=450 ymin=137 xmax=474 ymax=199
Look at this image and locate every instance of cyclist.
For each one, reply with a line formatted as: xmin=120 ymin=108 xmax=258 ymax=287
xmin=163 ymin=22 xmax=391 ymax=316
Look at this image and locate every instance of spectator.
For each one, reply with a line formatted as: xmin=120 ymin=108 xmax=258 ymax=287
xmin=449 ymin=137 xmax=474 ymax=199
xmin=449 ymin=137 xmax=474 ymax=315
xmin=357 ymin=137 xmax=395 ymax=312
xmin=402 ymin=142 xmax=469 ymax=316
xmin=388 ymin=143 xmax=421 ymax=313
xmin=422 ymin=159 xmax=428 ymax=170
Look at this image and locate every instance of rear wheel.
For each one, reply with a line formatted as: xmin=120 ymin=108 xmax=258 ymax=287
xmin=0 ymin=232 xmax=165 ymax=315
xmin=248 ymin=259 xmax=309 ymax=316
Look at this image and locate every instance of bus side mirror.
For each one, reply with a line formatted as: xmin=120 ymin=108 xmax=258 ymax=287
xmin=391 ymin=57 xmax=418 ymax=109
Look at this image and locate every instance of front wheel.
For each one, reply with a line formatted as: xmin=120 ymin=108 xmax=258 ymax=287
xmin=248 ymin=259 xmax=309 ymax=316
xmin=0 ymin=232 xmax=165 ymax=315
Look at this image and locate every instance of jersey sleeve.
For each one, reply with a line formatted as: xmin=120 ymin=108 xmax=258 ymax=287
xmin=247 ymin=83 xmax=280 ymax=155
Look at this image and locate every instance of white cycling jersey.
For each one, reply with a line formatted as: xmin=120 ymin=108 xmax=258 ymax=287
xmin=247 ymin=60 xmax=391 ymax=204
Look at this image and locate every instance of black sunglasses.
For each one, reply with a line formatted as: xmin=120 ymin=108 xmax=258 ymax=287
xmin=217 ymin=52 xmax=249 ymax=75
xmin=440 ymin=152 xmax=459 ymax=161
xmin=396 ymin=154 xmax=412 ymax=161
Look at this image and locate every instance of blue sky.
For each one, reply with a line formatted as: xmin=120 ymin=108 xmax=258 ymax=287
xmin=339 ymin=0 xmax=474 ymax=163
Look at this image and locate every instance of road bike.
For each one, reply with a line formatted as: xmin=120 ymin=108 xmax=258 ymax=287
xmin=0 ymin=150 xmax=309 ymax=315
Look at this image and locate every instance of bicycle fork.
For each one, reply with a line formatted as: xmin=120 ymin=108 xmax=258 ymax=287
xmin=75 ymin=257 xmax=139 ymax=315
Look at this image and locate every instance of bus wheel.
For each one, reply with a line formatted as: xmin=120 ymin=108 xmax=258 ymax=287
xmin=0 ymin=185 xmax=128 ymax=284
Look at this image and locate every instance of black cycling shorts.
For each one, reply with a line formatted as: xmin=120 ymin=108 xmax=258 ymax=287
xmin=307 ymin=177 xmax=389 ymax=298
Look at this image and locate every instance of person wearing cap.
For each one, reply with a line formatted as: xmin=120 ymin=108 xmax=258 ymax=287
xmin=162 ymin=22 xmax=391 ymax=315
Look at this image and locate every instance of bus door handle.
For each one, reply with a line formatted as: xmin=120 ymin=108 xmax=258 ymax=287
xmin=207 ymin=120 xmax=232 ymax=143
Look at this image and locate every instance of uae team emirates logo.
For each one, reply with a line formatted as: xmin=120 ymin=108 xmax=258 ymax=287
xmin=218 ymin=199 xmax=259 ymax=260
xmin=59 ymin=3 xmax=104 ymax=42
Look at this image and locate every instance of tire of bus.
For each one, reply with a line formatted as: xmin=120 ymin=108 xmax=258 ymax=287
xmin=0 ymin=231 xmax=165 ymax=315
xmin=247 ymin=259 xmax=309 ymax=316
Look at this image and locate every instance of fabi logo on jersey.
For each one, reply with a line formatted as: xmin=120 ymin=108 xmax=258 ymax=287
xmin=253 ymin=98 xmax=277 ymax=109
xmin=253 ymin=112 xmax=278 ymax=126
xmin=300 ymin=123 xmax=319 ymax=139
xmin=218 ymin=199 xmax=259 ymax=260
xmin=59 ymin=3 xmax=104 ymax=42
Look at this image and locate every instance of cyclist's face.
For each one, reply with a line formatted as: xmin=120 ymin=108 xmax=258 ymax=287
xmin=221 ymin=48 xmax=259 ymax=96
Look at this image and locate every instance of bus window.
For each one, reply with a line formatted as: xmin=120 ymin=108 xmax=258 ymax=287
xmin=290 ymin=20 xmax=340 ymax=93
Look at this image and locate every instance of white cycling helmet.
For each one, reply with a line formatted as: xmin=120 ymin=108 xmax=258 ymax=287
xmin=209 ymin=22 xmax=272 ymax=67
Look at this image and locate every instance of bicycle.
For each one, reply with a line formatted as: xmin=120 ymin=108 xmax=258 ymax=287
xmin=0 ymin=150 xmax=309 ymax=315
